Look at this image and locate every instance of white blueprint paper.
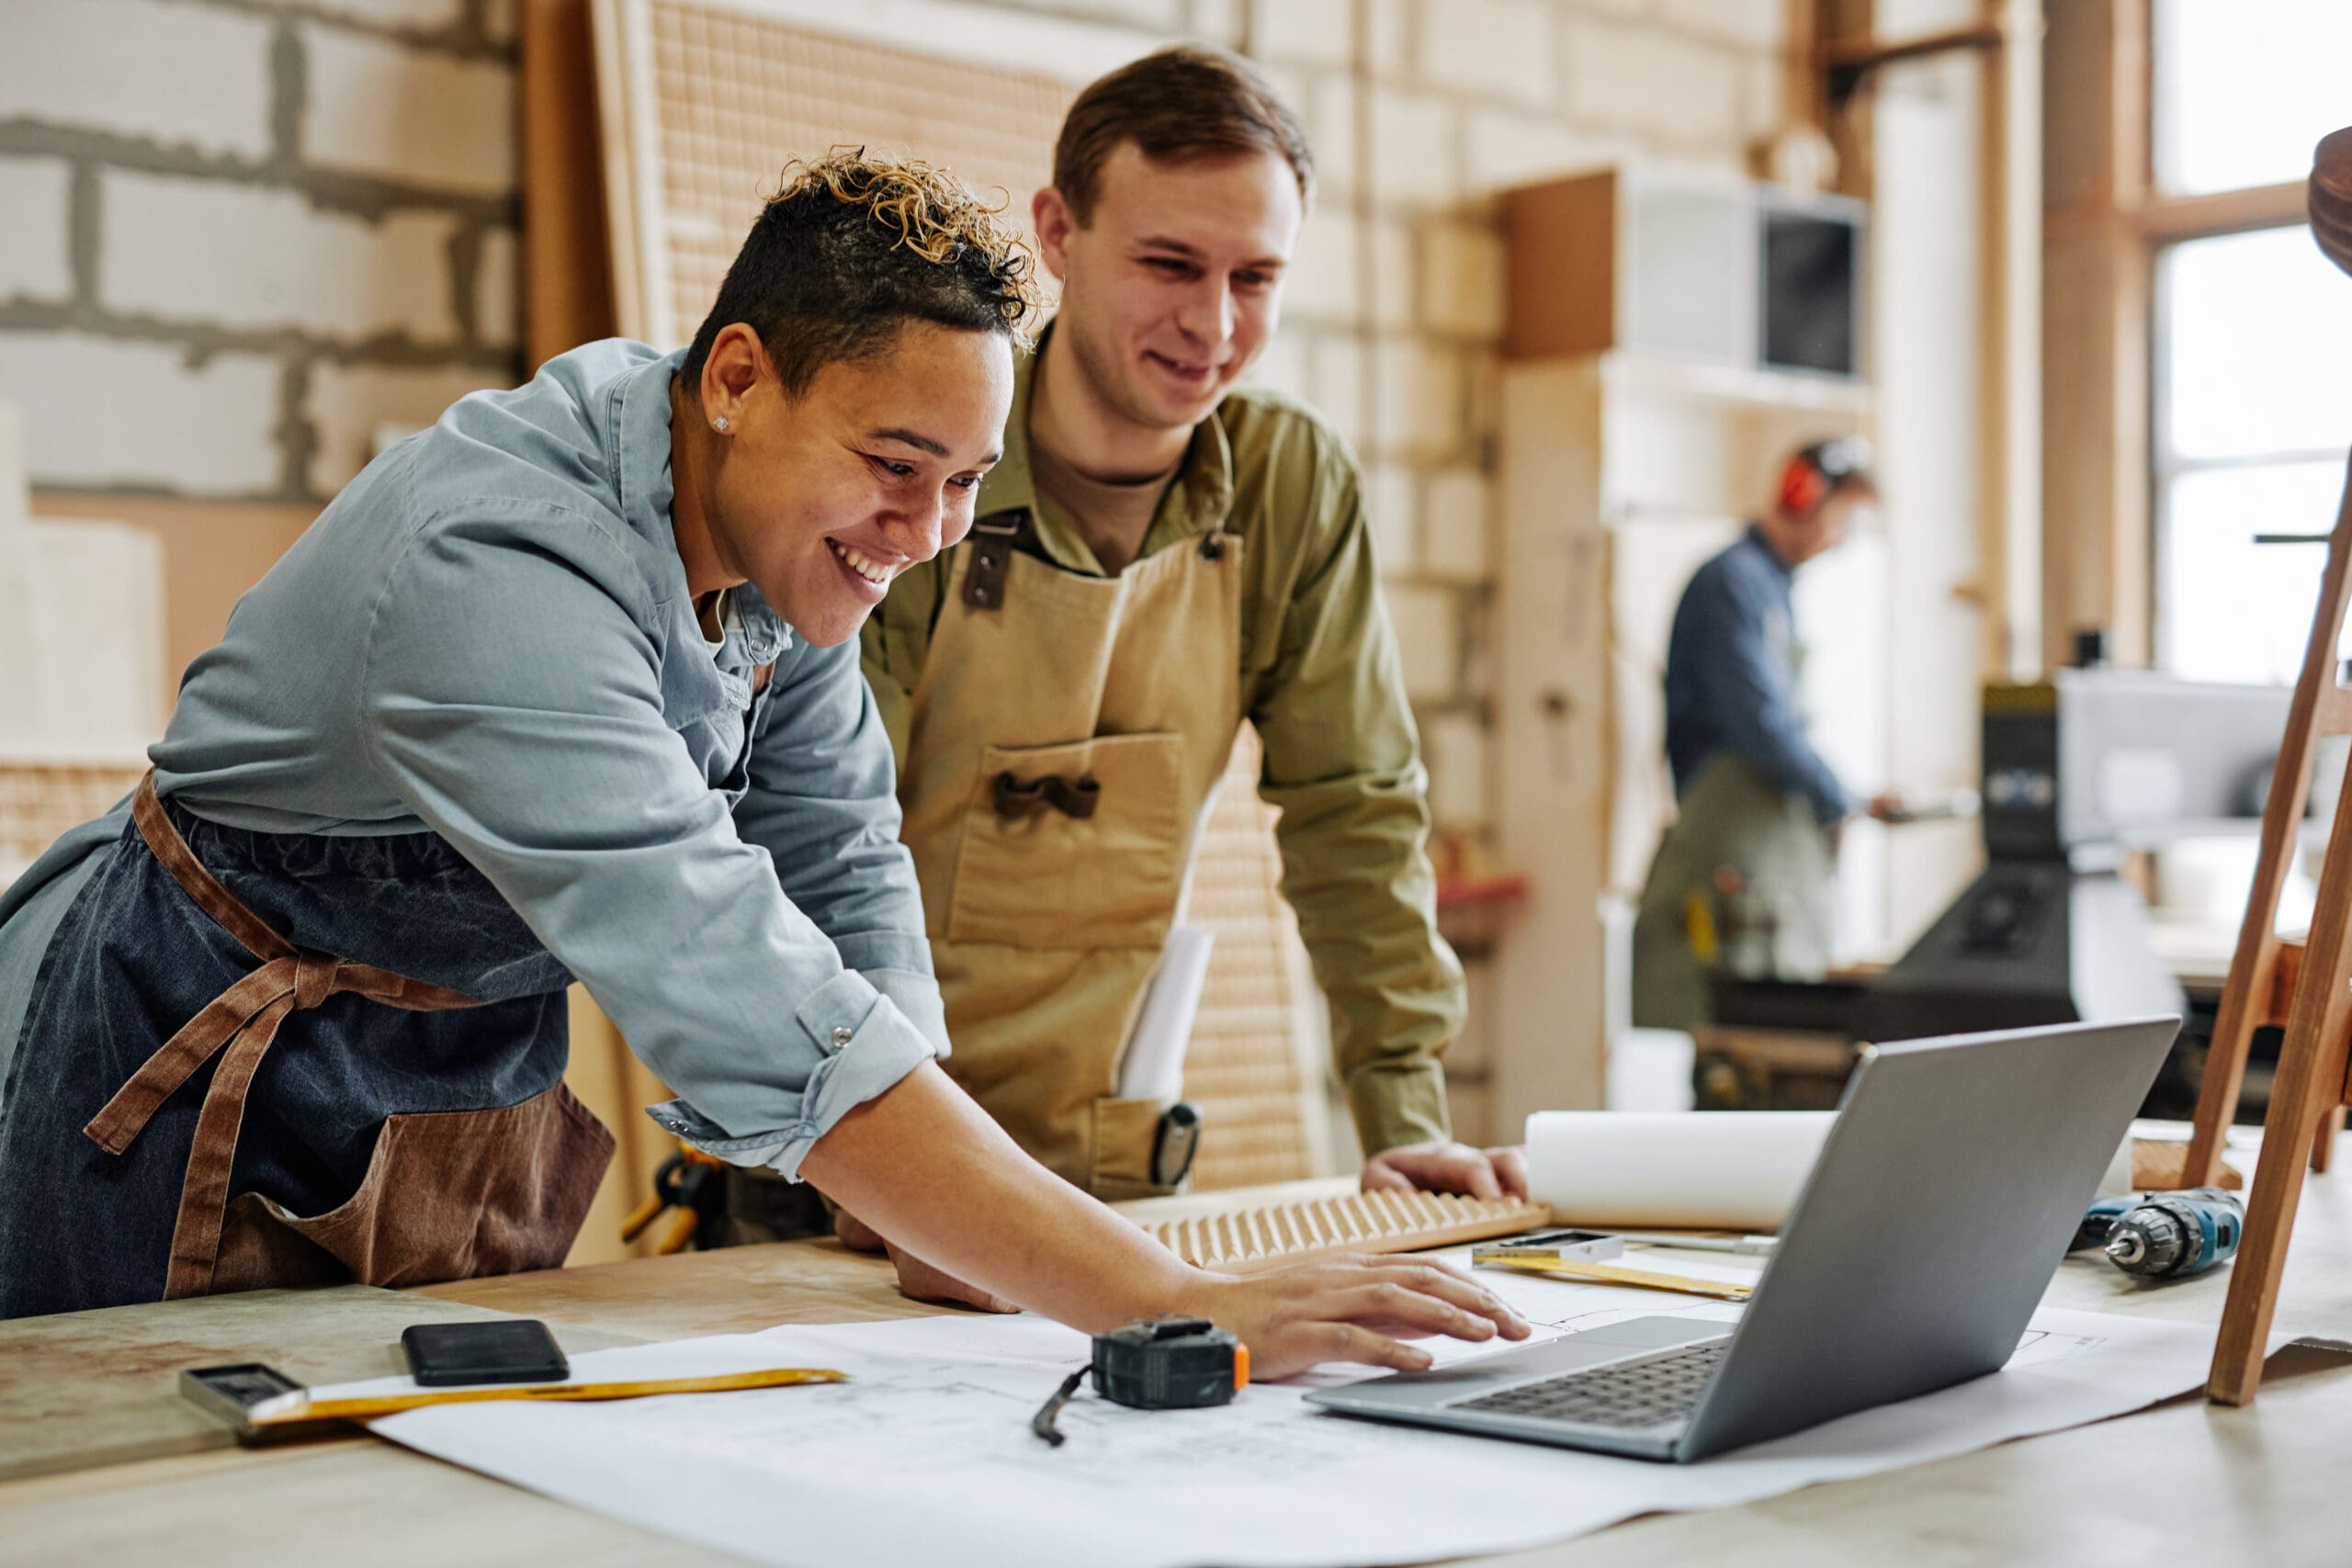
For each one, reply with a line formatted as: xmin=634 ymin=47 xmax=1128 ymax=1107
xmin=361 ymin=1261 xmax=2223 ymax=1568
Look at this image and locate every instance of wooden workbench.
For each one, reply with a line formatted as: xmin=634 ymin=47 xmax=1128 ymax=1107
xmin=4 ymin=1147 xmax=2349 ymax=1567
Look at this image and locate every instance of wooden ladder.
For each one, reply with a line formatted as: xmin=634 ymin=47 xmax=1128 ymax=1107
xmin=2193 ymin=126 xmax=2352 ymax=1405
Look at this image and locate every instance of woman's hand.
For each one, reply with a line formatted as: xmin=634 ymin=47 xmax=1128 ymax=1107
xmin=1170 ymin=1258 xmax=1532 ymax=1382
xmin=801 ymin=1065 xmax=1530 ymax=1376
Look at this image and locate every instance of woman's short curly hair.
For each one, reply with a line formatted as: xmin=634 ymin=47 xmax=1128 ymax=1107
xmin=683 ymin=148 xmax=1040 ymax=400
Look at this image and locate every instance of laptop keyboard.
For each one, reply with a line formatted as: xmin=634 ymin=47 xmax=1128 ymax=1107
xmin=1450 ymin=1339 xmax=1728 ymax=1428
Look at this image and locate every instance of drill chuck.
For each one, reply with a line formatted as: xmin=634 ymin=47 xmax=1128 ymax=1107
xmin=2086 ymin=1188 xmax=2243 ymax=1280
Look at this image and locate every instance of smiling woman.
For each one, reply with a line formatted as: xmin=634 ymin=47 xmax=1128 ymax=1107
xmin=0 ymin=140 xmax=1526 ymax=1382
xmin=668 ymin=152 xmax=1039 ymax=649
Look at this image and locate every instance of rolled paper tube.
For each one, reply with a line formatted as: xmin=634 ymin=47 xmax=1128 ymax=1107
xmin=1524 ymin=1111 xmax=1836 ymax=1231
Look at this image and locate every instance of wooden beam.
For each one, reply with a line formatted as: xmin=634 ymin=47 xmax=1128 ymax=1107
xmin=520 ymin=0 xmax=618 ymax=371
xmin=2139 ymin=181 xmax=2312 ymax=243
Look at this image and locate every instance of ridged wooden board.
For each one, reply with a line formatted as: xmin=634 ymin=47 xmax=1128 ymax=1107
xmin=1181 ymin=728 xmax=1329 ymax=1190
xmin=0 ymin=756 xmax=146 ymax=887
xmin=1136 ymin=1190 xmax=1553 ymax=1273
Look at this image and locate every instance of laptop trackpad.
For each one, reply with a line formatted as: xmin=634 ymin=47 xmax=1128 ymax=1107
xmin=1311 ymin=1317 xmax=1725 ymax=1416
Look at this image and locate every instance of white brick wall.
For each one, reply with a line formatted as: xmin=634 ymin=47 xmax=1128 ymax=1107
xmin=302 ymin=24 xmax=515 ymax=194
xmin=1419 ymin=222 xmax=1505 ymax=340
xmin=1363 ymin=462 xmax=1416 ymax=573
xmin=1420 ymin=468 xmax=1491 ymax=578
xmin=1385 ymin=583 xmax=1460 ymax=702
xmin=0 ymin=157 xmax=74 ymax=305
xmin=1189 ymin=0 xmax=1246 ymax=47
xmin=1420 ymin=709 xmax=1490 ymax=829
xmin=1657 ymin=0 xmax=1787 ymax=50
xmin=1308 ymin=73 xmax=1357 ymax=200
xmin=0 ymin=0 xmax=273 ymax=160
xmin=0 ymin=333 xmax=281 ymax=494
xmin=1284 ymin=208 xmax=1360 ymax=323
xmin=306 ymin=0 xmax=469 ymax=29
xmin=306 ymin=361 xmax=508 ymax=491
xmin=1245 ymin=332 xmax=1310 ymax=401
xmin=101 ymin=173 xmax=459 ymax=343
xmin=1368 ymin=90 xmax=1459 ymax=209
xmin=1307 ymin=335 xmax=1368 ymax=450
xmin=1254 ymin=0 xmax=1352 ymax=66
xmin=1416 ymin=0 xmax=1556 ymax=106
xmin=1371 ymin=220 xmax=1413 ymax=331
xmin=1366 ymin=0 xmax=1412 ymax=75
xmin=1561 ymin=13 xmax=1744 ymax=149
xmin=1374 ymin=338 xmax=1462 ymax=459
xmin=477 ymin=226 xmax=520 ymax=349
xmin=1461 ymin=108 xmax=1629 ymax=196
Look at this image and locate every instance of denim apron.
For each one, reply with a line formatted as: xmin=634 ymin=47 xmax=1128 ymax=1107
xmin=0 ymin=775 xmax=611 ymax=1318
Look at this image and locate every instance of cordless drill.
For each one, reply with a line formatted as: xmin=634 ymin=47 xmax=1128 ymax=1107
xmin=2072 ymin=1188 xmax=2243 ymax=1280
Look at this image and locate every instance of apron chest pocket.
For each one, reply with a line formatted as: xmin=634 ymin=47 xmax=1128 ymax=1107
xmin=947 ymin=732 xmax=1186 ymax=951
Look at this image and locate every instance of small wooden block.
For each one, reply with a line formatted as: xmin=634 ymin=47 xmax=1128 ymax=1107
xmin=1133 ymin=1191 xmax=1553 ymax=1273
xmin=2132 ymin=1139 xmax=2244 ymax=1192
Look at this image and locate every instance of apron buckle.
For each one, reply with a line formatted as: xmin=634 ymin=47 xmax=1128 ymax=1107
xmin=961 ymin=514 xmax=1024 ymax=611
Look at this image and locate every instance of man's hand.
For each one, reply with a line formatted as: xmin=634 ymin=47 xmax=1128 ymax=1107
xmin=835 ymin=1206 xmax=1021 ymax=1314
xmin=1361 ymin=1141 xmax=1530 ymax=1201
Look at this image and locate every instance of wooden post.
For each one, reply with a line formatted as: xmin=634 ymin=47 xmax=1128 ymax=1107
xmin=2204 ymin=127 xmax=2352 ymax=1402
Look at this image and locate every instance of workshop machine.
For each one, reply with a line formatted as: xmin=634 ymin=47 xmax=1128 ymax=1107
xmin=1853 ymin=669 xmax=2293 ymax=1046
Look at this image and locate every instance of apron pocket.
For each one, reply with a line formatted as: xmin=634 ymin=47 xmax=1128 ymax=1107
xmin=215 ymin=1081 xmax=616 ymax=1292
xmin=1090 ymin=1094 xmax=1182 ymax=1203
xmin=946 ymin=733 xmax=1187 ymax=951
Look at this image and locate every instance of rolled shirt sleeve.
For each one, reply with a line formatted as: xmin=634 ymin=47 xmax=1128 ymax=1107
xmin=358 ymin=502 xmax=938 ymax=1178
xmin=730 ymin=635 xmax=952 ymax=1060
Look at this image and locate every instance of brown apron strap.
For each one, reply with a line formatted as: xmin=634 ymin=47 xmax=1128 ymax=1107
xmin=87 ymin=772 xmax=486 ymax=1298
xmin=131 ymin=773 xmax=295 ymax=963
xmin=163 ymin=993 xmax=291 ymax=1297
xmin=961 ymin=513 xmax=1023 ymax=610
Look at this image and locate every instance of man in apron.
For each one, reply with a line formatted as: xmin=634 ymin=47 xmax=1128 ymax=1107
xmin=1631 ymin=438 xmax=1902 ymax=1032
xmin=0 ymin=150 xmax=1526 ymax=1377
xmin=760 ymin=48 xmax=1520 ymax=1308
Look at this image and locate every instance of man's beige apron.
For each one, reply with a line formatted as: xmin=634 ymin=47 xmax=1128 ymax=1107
xmin=899 ymin=517 xmax=1244 ymax=1200
xmin=1629 ymin=753 xmax=1837 ymax=1032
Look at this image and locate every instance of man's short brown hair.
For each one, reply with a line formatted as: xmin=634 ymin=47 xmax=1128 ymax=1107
xmin=1053 ymin=45 xmax=1314 ymax=224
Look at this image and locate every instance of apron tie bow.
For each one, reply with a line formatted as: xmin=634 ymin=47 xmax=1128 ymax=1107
xmin=81 ymin=774 xmax=483 ymax=1297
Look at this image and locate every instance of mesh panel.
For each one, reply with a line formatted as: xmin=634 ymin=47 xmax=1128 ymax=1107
xmin=639 ymin=1 xmax=1071 ymax=347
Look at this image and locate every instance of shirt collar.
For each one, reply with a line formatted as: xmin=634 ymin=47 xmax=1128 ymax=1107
xmin=976 ymin=321 xmax=1238 ymax=576
xmin=614 ymin=342 xmax=790 ymax=661
xmin=1745 ymin=521 xmax=1797 ymax=581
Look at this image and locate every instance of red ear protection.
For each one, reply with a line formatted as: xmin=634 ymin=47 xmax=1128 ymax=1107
xmin=1778 ymin=453 xmax=1829 ymax=517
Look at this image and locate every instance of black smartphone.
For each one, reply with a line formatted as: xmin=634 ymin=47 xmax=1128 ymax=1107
xmin=400 ymin=1320 xmax=570 ymax=1387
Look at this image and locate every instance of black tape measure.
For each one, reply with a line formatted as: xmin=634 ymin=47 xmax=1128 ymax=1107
xmin=1031 ymin=1315 xmax=1247 ymax=1445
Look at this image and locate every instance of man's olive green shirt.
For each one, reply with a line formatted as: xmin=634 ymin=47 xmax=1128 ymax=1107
xmin=862 ymin=340 xmax=1464 ymax=1154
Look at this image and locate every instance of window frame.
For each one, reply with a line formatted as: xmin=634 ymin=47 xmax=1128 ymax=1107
xmin=2143 ymin=7 xmax=2324 ymax=680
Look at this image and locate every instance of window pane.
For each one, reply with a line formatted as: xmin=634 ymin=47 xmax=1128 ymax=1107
xmin=2159 ymin=460 xmax=2346 ymax=682
xmin=2154 ymin=0 xmax=2352 ymax=196
xmin=2160 ymin=227 xmax=2352 ymax=462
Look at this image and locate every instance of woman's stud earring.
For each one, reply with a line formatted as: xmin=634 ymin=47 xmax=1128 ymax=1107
xmin=713 ymin=415 xmax=730 ymax=433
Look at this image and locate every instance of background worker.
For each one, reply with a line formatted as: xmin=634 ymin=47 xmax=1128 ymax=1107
xmin=1631 ymin=437 xmax=1903 ymax=1032
xmin=759 ymin=47 xmax=1521 ymax=1304
xmin=0 ymin=151 xmax=1526 ymax=1376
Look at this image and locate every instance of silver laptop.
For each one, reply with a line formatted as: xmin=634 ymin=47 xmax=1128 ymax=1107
xmin=1306 ymin=1016 xmax=2180 ymax=1462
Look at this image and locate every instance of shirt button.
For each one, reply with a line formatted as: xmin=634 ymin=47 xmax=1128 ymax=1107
xmin=831 ymin=1025 xmax=854 ymax=1050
